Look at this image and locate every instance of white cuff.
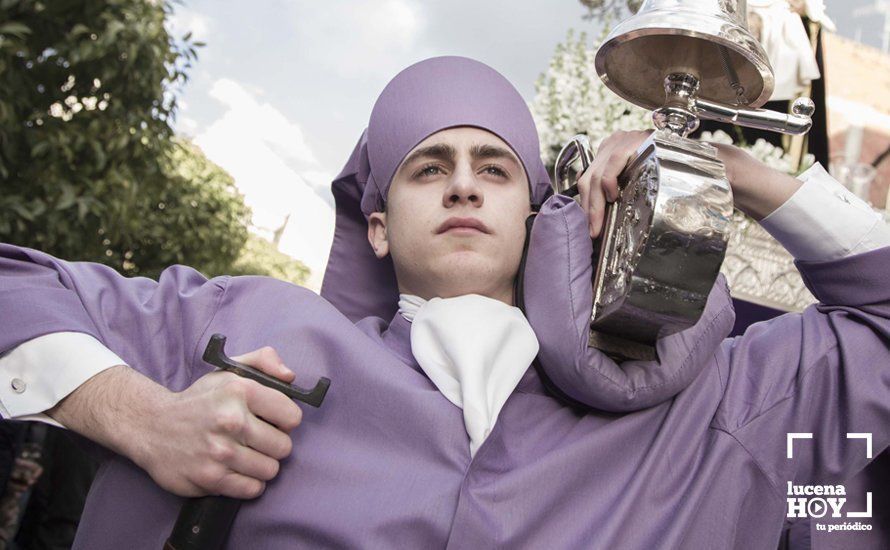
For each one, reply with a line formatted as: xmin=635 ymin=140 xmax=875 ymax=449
xmin=759 ymin=162 xmax=890 ymax=261
xmin=0 ymin=332 xmax=127 ymax=429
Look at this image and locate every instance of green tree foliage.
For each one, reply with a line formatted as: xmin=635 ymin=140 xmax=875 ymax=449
xmin=229 ymin=233 xmax=310 ymax=286
xmin=0 ymin=0 xmax=307 ymax=282
xmin=146 ymin=138 xmax=250 ymax=279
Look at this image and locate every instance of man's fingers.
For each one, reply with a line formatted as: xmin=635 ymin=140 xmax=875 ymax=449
xmin=576 ymin=156 xmax=608 ymax=239
xmin=244 ymin=383 xmax=303 ymax=432
xmin=587 ymin=171 xmax=607 ymax=239
xmin=600 ymin=149 xmax=633 ymax=203
xmin=232 ymin=346 xmax=296 ymax=383
xmin=577 ymin=130 xmax=654 ymax=238
xmin=214 ymin=471 xmax=267 ymax=500
xmin=588 ymin=189 xmax=606 ymax=239
xmin=223 ymin=443 xmax=281 ymax=482
xmin=243 ymin=415 xmax=294 ymax=460
xmin=153 ymin=475 xmax=205 ymax=498
xmin=576 ymin=165 xmax=592 ymax=217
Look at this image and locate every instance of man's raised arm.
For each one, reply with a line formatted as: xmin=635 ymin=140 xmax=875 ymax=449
xmin=702 ymin=149 xmax=890 ymax=489
xmin=713 ymin=237 xmax=890 ymax=490
xmin=523 ymin=129 xmax=890 ymax=489
xmin=0 ymin=244 xmax=302 ymax=498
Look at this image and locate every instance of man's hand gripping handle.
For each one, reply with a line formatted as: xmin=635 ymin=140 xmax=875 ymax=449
xmin=164 ymin=334 xmax=331 ymax=550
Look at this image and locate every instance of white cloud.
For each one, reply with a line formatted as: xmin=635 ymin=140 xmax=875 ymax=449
xmin=301 ymin=169 xmax=337 ymax=203
xmin=195 ymin=78 xmax=335 ymax=290
xmin=290 ymin=0 xmax=427 ymax=78
xmin=207 ymin=79 xmax=317 ymax=166
xmin=167 ymin=6 xmax=212 ymax=42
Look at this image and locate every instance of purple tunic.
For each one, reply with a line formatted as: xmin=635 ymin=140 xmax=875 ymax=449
xmin=2 ymin=227 xmax=890 ymax=548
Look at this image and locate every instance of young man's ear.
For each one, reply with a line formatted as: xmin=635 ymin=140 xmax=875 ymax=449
xmin=367 ymin=212 xmax=390 ymax=259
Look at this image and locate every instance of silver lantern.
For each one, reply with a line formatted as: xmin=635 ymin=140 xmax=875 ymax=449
xmin=553 ymin=0 xmax=816 ymax=360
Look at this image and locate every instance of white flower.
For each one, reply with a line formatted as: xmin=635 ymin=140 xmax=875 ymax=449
xmin=530 ymin=29 xmax=650 ymax=167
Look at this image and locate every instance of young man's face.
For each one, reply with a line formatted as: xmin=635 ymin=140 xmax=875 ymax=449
xmin=367 ymin=126 xmax=533 ymax=304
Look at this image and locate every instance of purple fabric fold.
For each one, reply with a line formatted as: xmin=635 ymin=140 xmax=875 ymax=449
xmin=522 ymin=194 xmax=736 ymax=412
xmin=795 ymin=244 xmax=890 ymax=307
xmin=322 ymin=129 xmax=401 ymax=324
xmin=0 ymin=245 xmax=103 ymax=349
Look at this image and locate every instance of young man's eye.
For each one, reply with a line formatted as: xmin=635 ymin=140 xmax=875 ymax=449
xmin=481 ymin=165 xmax=508 ymax=178
xmin=414 ymin=164 xmax=444 ymax=178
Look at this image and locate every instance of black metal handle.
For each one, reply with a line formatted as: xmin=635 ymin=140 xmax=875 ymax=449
xmin=202 ymin=334 xmax=330 ymax=407
xmin=164 ymin=334 xmax=331 ymax=550
xmin=164 ymin=497 xmax=241 ymax=550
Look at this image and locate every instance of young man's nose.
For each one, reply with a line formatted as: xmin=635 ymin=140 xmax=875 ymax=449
xmin=443 ymin=165 xmax=483 ymax=207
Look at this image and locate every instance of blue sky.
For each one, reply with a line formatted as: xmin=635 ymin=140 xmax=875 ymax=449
xmin=165 ymin=1 xmax=882 ymax=286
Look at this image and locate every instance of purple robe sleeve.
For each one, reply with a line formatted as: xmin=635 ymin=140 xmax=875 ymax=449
xmin=713 ymin=245 xmax=890 ymax=487
xmin=0 ymin=243 xmax=227 ymax=392
xmin=523 ymin=196 xmax=890 ymax=488
xmin=522 ymin=195 xmax=737 ymax=412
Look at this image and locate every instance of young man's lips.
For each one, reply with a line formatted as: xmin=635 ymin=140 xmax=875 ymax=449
xmin=436 ymin=217 xmax=491 ymax=234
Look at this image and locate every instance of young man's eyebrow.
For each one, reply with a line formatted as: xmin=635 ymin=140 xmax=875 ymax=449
xmin=399 ymin=142 xmax=521 ymax=172
xmin=469 ymin=143 xmax=520 ymax=166
xmin=400 ymin=143 xmax=457 ymax=169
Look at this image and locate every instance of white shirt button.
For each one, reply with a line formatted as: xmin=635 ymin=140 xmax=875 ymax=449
xmin=11 ymin=378 xmax=27 ymax=393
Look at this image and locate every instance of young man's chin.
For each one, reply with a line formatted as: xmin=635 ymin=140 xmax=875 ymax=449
xmin=431 ymin=253 xmax=507 ymax=287
xmin=436 ymin=249 xmax=494 ymax=270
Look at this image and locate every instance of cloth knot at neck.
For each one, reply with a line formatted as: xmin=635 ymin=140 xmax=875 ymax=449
xmin=397 ymin=293 xmax=539 ymax=457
